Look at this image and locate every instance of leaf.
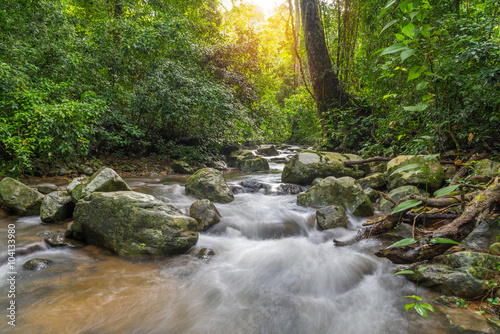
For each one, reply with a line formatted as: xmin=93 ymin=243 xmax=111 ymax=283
xmin=409 ymin=11 xmax=419 ymax=20
xmin=392 ymin=200 xmax=422 ymax=213
xmin=418 ymin=266 xmax=428 ymax=272
xmin=405 ymin=295 xmax=423 ymax=301
xmin=408 ymin=65 xmax=428 ymax=81
xmin=430 ymin=238 xmax=461 ymax=245
xmin=421 ymin=24 xmax=432 ymax=38
xmin=380 ymin=19 xmax=399 ymax=35
xmin=402 ymin=22 xmax=416 ymax=39
xmin=414 ymin=304 xmax=429 ymax=319
xmin=433 ymin=185 xmax=460 ymax=197
xmin=394 ymin=270 xmax=415 ymax=275
xmin=378 ymin=0 xmax=397 ymax=18
xmin=387 ymin=238 xmax=417 ymax=249
xmin=403 ymin=102 xmax=428 ymax=112
xmin=390 ymin=163 xmax=421 ymax=175
xmin=422 ymin=303 xmax=435 ymax=312
xmin=401 ymin=48 xmax=416 ymax=61
xmin=416 ymin=81 xmax=429 ymax=91
xmin=380 ymin=43 xmax=408 ymax=56
xmin=405 ymin=303 xmax=416 ymax=311
xmin=424 ymin=153 xmax=440 ymax=160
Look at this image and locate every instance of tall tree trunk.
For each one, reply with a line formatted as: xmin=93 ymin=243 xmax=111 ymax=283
xmin=294 ymin=0 xmax=301 ymax=88
xmin=114 ymin=0 xmax=123 ymax=18
xmin=300 ymin=0 xmax=351 ymax=137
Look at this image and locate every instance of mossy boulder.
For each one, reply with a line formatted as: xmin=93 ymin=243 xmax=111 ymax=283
xmin=67 ymin=168 xmax=131 ymax=202
xmin=356 ymin=173 xmax=386 ymax=190
xmin=386 ymin=155 xmax=444 ymax=191
xmin=475 ymin=159 xmax=500 ymax=178
xmin=316 ymin=206 xmax=348 ymax=230
xmin=172 ymin=160 xmax=194 ymax=174
xmin=364 ymin=188 xmax=380 ymax=203
xmin=379 ymin=185 xmax=424 ymax=213
xmin=72 ymin=191 xmax=198 ymax=257
xmin=281 ymin=151 xmax=368 ymax=185
xmin=405 ymin=252 xmax=500 ymax=299
xmin=189 ymin=199 xmax=221 ymax=231
xmin=297 ymin=176 xmax=374 ymax=217
xmin=0 ymin=177 xmax=44 ymax=216
xmin=40 ymin=191 xmax=75 ymax=223
xmin=229 ymin=150 xmax=270 ymax=172
xmin=185 ymin=168 xmax=234 ymax=203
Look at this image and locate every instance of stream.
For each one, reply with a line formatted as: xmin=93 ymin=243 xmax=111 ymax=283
xmin=0 ymin=150 xmax=459 ymax=333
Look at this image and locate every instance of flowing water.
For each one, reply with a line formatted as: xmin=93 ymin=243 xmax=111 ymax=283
xmin=0 ymin=150 xmax=460 ymax=333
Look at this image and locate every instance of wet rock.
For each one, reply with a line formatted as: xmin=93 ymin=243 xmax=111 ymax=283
xmin=439 ymin=305 xmax=495 ymax=333
xmin=0 ymin=177 xmax=44 ymax=216
xmin=67 ymin=168 xmax=132 ymax=202
xmin=270 ymin=157 xmax=287 ymax=164
xmin=37 ymin=184 xmax=58 ymax=194
xmin=229 ymin=150 xmax=270 ymax=172
xmin=23 ymin=258 xmax=53 ymax=271
xmin=38 ymin=231 xmax=72 ymax=247
xmin=316 ymin=206 xmax=348 ymax=230
xmin=190 ymin=199 xmax=221 ymax=231
xmin=356 ymin=173 xmax=386 ymax=190
xmin=379 ymin=185 xmax=424 ymax=213
xmin=257 ymin=145 xmax=279 ymax=156
xmin=72 ymin=191 xmax=198 ymax=257
xmin=405 ymin=252 xmax=500 ymax=299
xmin=196 ymin=248 xmax=216 ymax=260
xmin=386 ymin=155 xmax=444 ymax=191
xmin=277 ymin=183 xmax=303 ymax=195
xmin=364 ymin=188 xmax=380 ymax=203
xmin=40 ymin=191 xmax=75 ymax=223
xmin=297 ymin=176 xmax=374 ymax=217
xmin=172 ymin=160 xmax=194 ymax=174
xmin=229 ymin=185 xmax=244 ymax=194
xmin=185 ymin=168 xmax=234 ymax=203
xmin=487 ymin=317 xmax=500 ymax=333
xmin=281 ymin=151 xmax=368 ymax=185
xmin=241 ymin=180 xmax=265 ymax=193
xmin=210 ymin=160 xmax=228 ymax=170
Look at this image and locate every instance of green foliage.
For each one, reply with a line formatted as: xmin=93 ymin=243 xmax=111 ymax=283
xmin=392 ymin=200 xmax=423 ymax=213
xmin=386 ymin=237 xmax=417 ymax=249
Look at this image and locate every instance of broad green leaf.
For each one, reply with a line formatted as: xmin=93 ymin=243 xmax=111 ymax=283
xmin=399 ymin=0 xmax=414 ymax=13
xmin=401 ymin=48 xmax=416 ymax=61
xmin=414 ymin=304 xmax=429 ymax=319
xmin=380 ymin=43 xmax=408 ymax=56
xmin=409 ymin=11 xmax=419 ymax=20
xmin=402 ymin=22 xmax=416 ymax=39
xmin=422 ymin=303 xmax=435 ymax=312
xmin=392 ymin=200 xmax=422 ymax=213
xmin=403 ymin=102 xmax=428 ymax=112
xmin=378 ymin=0 xmax=397 ymax=18
xmin=405 ymin=303 xmax=416 ymax=311
xmin=421 ymin=24 xmax=432 ymax=38
xmin=424 ymin=153 xmax=440 ymax=160
xmin=390 ymin=163 xmax=421 ymax=175
xmin=418 ymin=266 xmax=428 ymax=272
xmin=387 ymin=238 xmax=417 ymax=249
xmin=380 ymin=19 xmax=399 ymax=35
xmin=433 ymin=185 xmax=460 ymax=197
xmin=396 ymin=33 xmax=405 ymax=41
xmin=394 ymin=270 xmax=415 ymax=275
xmin=430 ymin=238 xmax=461 ymax=245
xmin=416 ymin=81 xmax=429 ymax=91
xmin=424 ymin=71 xmax=439 ymax=77
xmin=405 ymin=295 xmax=423 ymax=301
xmin=408 ymin=65 xmax=428 ymax=81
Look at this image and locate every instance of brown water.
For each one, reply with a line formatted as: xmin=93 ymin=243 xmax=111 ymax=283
xmin=0 ymin=168 xmax=478 ymax=334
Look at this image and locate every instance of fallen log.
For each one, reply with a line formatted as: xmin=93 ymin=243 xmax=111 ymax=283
xmin=375 ymin=177 xmax=500 ymax=263
xmin=403 ymin=213 xmax=461 ymax=222
xmin=343 ymin=157 xmax=458 ymax=167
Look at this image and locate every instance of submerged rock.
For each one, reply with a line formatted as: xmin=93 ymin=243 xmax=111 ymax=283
xmin=196 ymin=248 xmax=216 ymax=260
xmin=190 ymin=199 xmax=221 ymax=231
xmin=72 ymin=191 xmax=198 ymax=257
xmin=316 ymin=206 xmax=348 ymax=230
xmin=40 ymin=191 xmax=75 ymax=223
xmin=0 ymin=177 xmax=44 ymax=216
xmin=23 ymin=258 xmax=53 ymax=271
xmin=281 ymin=151 xmax=368 ymax=185
xmin=297 ymin=176 xmax=374 ymax=217
xmin=277 ymin=183 xmax=303 ymax=195
xmin=67 ymin=168 xmax=132 ymax=202
xmin=185 ymin=168 xmax=234 ymax=203
xmin=386 ymin=155 xmax=444 ymax=191
xmin=241 ymin=180 xmax=265 ymax=193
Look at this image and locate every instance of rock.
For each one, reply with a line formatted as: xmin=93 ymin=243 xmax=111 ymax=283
xmin=487 ymin=317 xmax=500 ymax=333
xmin=189 ymin=199 xmax=221 ymax=231
xmin=380 ymin=222 xmax=414 ymax=241
xmin=196 ymin=248 xmax=216 ymax=260
xmin=462 ymin=219 xmax=500 ymax=252
xmin=37 ymin=184 xmax=58 ymax=194
xmin=67 ymin=168 xmax=132 ymax=202
xmin=386 ymin=155 xmax=444 ymax=191
xmin=172 ymin=160 xmax=194 ymax=174
xmin=57 ymin=168 xmax=68 ymax=176
xmin=38 ymin=231 xmax=72 ymax=247
xmin=356 ymin=173 xmax=386 ymax=189
xmin=281 ymin=151 xmax=368 ymax=185
xmin=211 ymin=160 xmax=228 ymax=170
xmin=277 ymin=183 xmax=303 ymax=195
xmin=72 ymin=191 xmax=198 ymax=257
xmin=490 ymin=243 xmax=500 ymax=256
xmin=122 ymin=165 xmax=135 ymax=172
xmin=270 ymin=157 xmax=287 ymax=164
xmin=78 ymin=164 xmax=94 ymax=176
xmin=0 ymin=177 xmax=44 ymax=216
xmin=443 ymin=165 xmax=457 ymax=181
xmin=364 ymin=188 xmax=380 ymax=203
xmin=241 ymin=180 xmax=265 ymax=193
xmin=297 ymin=176 xmax=374 ymax=217
xmin=475 ymin=159 xmax=500 ymax=178
xmin=257 ymin=145 xmax=279 ymax=156
xmin=23 ymin=258 xmax=53 ymax=271
xmin=440 ymin=305 xmax=495 ymax=333
xmin=228 ymin=150 xmax=270 ymax=172
xmin=316 ymin=206 xmax=348 ymax=230
xmin=405 ymin=252 xmax=500 ymax=299
xmin=373 ymin=163 xmax=387 ymax=173
xmin=378 ymin=185 xmax=424 ymax=213
xmin=40 ymin=191 xmax=75 ymax=223
xmin=185 ymin=168 xmax=234 ymax=203
xmin=311 ymin=177 xmax=323 ymax=187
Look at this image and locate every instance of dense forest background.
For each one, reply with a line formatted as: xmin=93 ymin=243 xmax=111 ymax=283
xmin=0 ymin=0 xmax=499 ymax=176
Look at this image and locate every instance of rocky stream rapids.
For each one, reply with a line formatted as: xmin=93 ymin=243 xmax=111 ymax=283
xmin=0 ymin=149 xmax=473 ymax=333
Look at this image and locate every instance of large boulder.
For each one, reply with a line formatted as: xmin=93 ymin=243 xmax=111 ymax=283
xmin=257 ymin=145 xmax=279 ymax=157
xmin=0 ymin=177 xmax=44 ymax=216
xmin=405 ymin=252 xmax=500 ymax=299
xmin=281 ymin=151 xmax=368 ymax=185
xmin=40 ymin=191 xmax=75 ymax=223
xmin=229 ymin=150 xmax=270 ymax=173
xmin=386 ymin=155 xmax=444 ymax=191
xmin=189 ymin=199 xmax=221 ymax=231
xmin=185 ymin=168 xmax=234 ymax=203
xmin=72 ymin=191 xmax=198 ymax=257
xmin=378 ymin=185 xmax=424 ymax=213
xmin=297 ymin=176 xmax=374 ymax=217
xmin=316 ymin=206 xmax=348 ymax=230
xmin=172 ymin=160 xmax=194 ymax=174
xmin=67 ymin=168 xmax=132 ymax=202
xmin=356 ymin=173 xmax=386 ymax=190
